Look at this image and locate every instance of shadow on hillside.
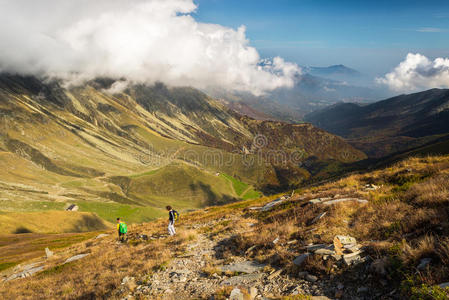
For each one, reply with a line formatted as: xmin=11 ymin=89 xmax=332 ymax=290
xmin=69 ymin=214 xmax=109 ymax=233
xmin=14 ymin=226 xmax=33 ymax=234
xmin=189 ymin=182 xmax=237 ymax=207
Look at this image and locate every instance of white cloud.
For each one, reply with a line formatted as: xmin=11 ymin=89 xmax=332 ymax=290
xmin=0 ymin=0 xmax=300 ymax=95
xmin=376 ymin=53 xmax=449 ymax=92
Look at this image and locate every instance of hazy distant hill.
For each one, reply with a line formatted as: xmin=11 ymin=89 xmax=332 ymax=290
xmin=305 ymin=88 xmax=449 ymax=157
xmin=213 ymin=66 xmax=390 ymax=122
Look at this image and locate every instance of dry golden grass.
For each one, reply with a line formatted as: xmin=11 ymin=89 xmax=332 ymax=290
xmin=0 ymin=219 xmax=193 ymax=299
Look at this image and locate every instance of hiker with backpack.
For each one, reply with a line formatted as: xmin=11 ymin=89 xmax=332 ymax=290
xmin=117 ymin=218 xmax=128 ymax=242
xmin=166 ymin=206 xmax=179 ymax=236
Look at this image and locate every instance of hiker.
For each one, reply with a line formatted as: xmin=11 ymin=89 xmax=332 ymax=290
xmin=117 ymin=218 xmax=127 ymax=242
xmin=166 ymin=206 xmax=179 ymax=236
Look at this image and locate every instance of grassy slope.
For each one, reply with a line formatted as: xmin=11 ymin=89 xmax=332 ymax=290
xmin=0 ymin=211 xmax=112 ymax=234
xmin=1 ymin=154 xmax=449 ymax=299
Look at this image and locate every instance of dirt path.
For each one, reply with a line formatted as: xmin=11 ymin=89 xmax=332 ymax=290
xmin=126 ymin=218 xmax=329 ymax=299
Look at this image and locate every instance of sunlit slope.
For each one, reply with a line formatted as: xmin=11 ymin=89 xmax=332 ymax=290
xmin=0 ymin=74 xmax=365 ymax=225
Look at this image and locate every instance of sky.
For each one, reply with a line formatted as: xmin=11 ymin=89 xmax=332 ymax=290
xmin=0 ymin=0 xmax=448 ymax=94
xmin=195 ymin=0 xmax=449 ymax=76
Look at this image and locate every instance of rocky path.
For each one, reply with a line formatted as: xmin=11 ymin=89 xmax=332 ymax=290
xmin=125 ymin=218 xmax=331 ymax=300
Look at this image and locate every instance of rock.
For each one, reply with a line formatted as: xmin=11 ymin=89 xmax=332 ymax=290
xmin=438 ymin=282 xmax=449 ymax=289
xmin=95 ymin=233 xmax=110 ymax=239
xmin=45 ymin=247 xmax=54 ymax=258
xmin=221 ymin=261 xmax=266 ymax=274
xmin=322 ymin=198 xmax=368 ymax=206
xmin=311 ymin=296 xmax=331 ymax=300
xmin=249 ymin=287 xmax=258 ymax=299
xmin=66 ymin=204 xmax=79 ymax=211
xmin=5 ymin=265 xmax=44 ymax=282
xmin=314 ymin=248 xmax=335 ymax=255
xmin=305 ymin=274 xmax=318 ymax=282
xmin=230 ymin=288 xmax=244 ymax=300
xmin=304 ymin=244 xmax=327 ymax=251
xmin=310 ymin=212 xmax=327 ymax=224
xmin=337 ymin=283 xmax=344 ymax=290
xmin=272 ymin=237 xmax=280 ymax=244
xmin=343 ymin=251 xmax=364 ymax=266
xmin=222 ymin=273 xmax=264 ymax=285
xmin=267 ymin=269 xmax=282 ymax=280
xmin=261 ymin=198 xmax=285 ymax=211
xmin=287 ymin=240 xmax=297 ymax=245
xmin=309 ymin=197 xmax=332 ymax=204
xmin=357 ymin=287 xmax=369 ymax=293
xmin=333 ymin=235 xmax=357 ymax=255
xmin=293 ymin=253 xmax=311 ymax=266
xmin=64 ymin=253 xmax=89 ymax=264
xmin=417 ymin=258 xmax=432 ymax=271
xmin=297 ymin=271 xmax=308 ymax=278
xmin=245 ymin=245 xmax=257 ymax=255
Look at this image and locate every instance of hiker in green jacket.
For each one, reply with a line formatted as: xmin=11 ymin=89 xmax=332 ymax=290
xmin=117 ymin=218 xmax=127 ymax=242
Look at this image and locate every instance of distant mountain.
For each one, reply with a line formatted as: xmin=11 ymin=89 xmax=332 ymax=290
xmin=209 ymin=73 xmax=389 ymax=123
xmin=304 ymin=88 xmax=449 ymax=157
xmin=304 ymin=64 xmax=361 ymax=78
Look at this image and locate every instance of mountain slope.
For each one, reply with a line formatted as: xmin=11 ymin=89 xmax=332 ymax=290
xmin=305 ymin=88 xmax=449 ymax=157
xmin=0 ymin=74 xmax=365 ymax=226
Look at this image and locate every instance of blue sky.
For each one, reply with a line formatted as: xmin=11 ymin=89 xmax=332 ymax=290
xmin=195 ymin=0 xmax=449 ymax=76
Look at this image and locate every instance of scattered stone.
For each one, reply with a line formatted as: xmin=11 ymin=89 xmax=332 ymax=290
xmin=64 ymin=253 xmax=89 ymax=264
xmin=417 ymin=258 xmax=432 ymax=271
xmin=333 ymin=235 xmax=358 ymax=255
xmin=357 ymin=287 xmax=369 ymax=293
xmin=95 ymin=233 xmax=110 ymax=239
xmin=304 ymin=244 xmax=327 ymax=251
xmin=305 ymin=274 xmax=318 ymax=282
xmin=221 ymin=261 xmax=266 ymax=274
xmin=4 ymin=265 xmax=45 ymax=282
xmin=222 ymin=273 xmax=264 ymax=286
xmin=293 ymin=253 xmax=311 ymax=266
xmin=438 ymin=282 xmax=449 ymax=289
xmin=230 ymin=288 xmax=244 ymax=300
xmin=261 ymin=198 xmax=287 ymax=211
xmin=249 ymin=287 xmax=258 ymax=299
xmin=343 ymin=251 xmax=363 ymax=266
xmin=309 ymin=197 xmax=332 ymax=204
xmin=272 ymin=237 xmax=280 ymax=244
xmin=322 ymin=198 xmax=368 ymax=206
xmin=310 ymin=212 xmax=327 ymax=224
xmin=314 ymin=248 xmax=335 ymax=255
xmin=45 ymin=247 xmax=54 ymax=258
xmin=267 ymin=269 xmax=282 ymax=280
xmin=245 ymin=245 xmax=257 ymax=255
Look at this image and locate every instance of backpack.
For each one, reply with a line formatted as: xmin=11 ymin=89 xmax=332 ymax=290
xmin=119 ymin=222 xmax=128 ymax=234
xmin=173 ymin=210 xmax=179 ymax=221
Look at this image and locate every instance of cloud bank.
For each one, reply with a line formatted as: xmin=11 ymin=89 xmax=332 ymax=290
xmin=377 ymin=53 xmax=449 ymax=92
xmin=0 ymin=0 xmax=300 ymax=95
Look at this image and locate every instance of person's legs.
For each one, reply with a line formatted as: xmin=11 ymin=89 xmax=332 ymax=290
xmin=168 ymin=221 xmax=175 ymax=236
